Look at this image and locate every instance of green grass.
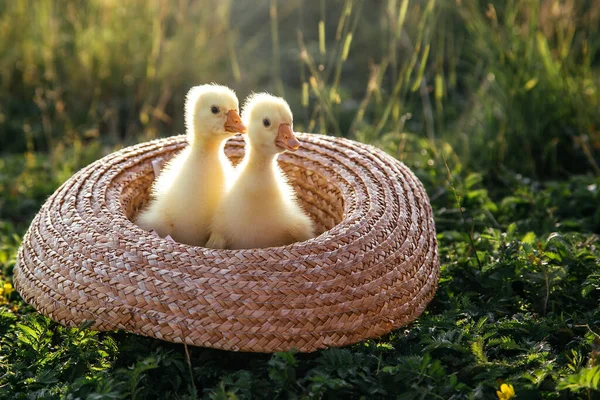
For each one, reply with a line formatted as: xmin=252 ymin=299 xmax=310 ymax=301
xmin=1 ymin=139 xmax=600 ymax=399
xmin=1 ymin=0 xmax=600 ymax=399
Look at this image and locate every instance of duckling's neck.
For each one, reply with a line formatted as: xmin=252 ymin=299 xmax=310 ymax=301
xmin=188 ymin=135 xmax=226 ymax=157
xmin=241 ymin=147 xmax=280 ymax=181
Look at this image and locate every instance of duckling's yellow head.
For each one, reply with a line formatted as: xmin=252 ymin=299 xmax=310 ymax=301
xmin=242 ymin=93 xmax=300 ymax=155
xmin=185 ymin=84 xmax=246 ymax=144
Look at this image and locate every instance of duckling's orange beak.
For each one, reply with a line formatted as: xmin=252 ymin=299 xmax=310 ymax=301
xmin=275 ymin=124 xmax=300 ymax=151
xmin=224 ymin=110 xmax=247 ymax=134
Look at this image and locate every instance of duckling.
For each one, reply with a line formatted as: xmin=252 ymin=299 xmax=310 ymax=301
xmin=206 ymin=93 xmax=316 ymax=249
xmin=135 ymin=84 xmax=246 ymax=246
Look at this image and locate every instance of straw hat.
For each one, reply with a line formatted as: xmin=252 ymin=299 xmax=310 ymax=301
xmin=14 ymin=134 xmax=439 ymax=352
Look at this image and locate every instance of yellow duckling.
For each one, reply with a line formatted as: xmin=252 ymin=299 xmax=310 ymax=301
xmin=206 ymin=93 xmax=316 ymax=249
xmin=136 ymin=84 xmax=246 ymax=246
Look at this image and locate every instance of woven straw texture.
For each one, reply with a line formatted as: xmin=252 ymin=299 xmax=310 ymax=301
xmin=14 ymin=133 xmax=439 ymax=353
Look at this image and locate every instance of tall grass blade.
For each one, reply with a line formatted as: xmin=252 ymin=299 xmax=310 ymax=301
xmin=411 ymin=44 xmax=430 ymax=92
xmin=319 ymin=20 xmax=326 ymax=55
xmin=396 ymin=0 xmax=410 ymax=41
xmin=270 ymin=0 xmax=285 ymax=96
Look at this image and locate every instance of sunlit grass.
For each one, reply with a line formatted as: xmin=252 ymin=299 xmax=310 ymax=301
xmin=1 ymin=0 xmax=598 ymax=177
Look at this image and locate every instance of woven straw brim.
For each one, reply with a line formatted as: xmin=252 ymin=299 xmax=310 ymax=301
xmin=14 ymin=134 xmax=439 ymax=353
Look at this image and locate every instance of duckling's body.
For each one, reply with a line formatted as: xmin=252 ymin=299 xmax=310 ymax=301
xmin=137 ymin=140 xmax=232 ymax=245
xmin=136 ymin=84 xmax=246 ymax=246
xmin=207 ymin=93 xmax=315 ymax=249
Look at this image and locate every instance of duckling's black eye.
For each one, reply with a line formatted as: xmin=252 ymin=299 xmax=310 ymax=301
xmin=210 ymin=106 xmax=219 ymax=114
xmin=263 ymin=118 xmax=271 ymax=127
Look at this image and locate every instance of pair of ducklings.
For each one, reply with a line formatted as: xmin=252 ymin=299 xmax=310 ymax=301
xmin=135 ymin=84 xmax=316 ymax=249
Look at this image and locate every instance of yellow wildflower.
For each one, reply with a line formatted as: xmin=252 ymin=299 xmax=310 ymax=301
xmin=497 ymin=383 xmax=515 ymax=400
xmin=3 ymin=282 xmax=13 ymax=296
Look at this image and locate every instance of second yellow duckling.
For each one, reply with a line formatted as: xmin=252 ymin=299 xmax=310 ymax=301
xmin=206 ymin=93 xmax=316 ymax=249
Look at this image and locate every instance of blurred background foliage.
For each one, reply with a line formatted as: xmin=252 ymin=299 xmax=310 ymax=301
xmin=1 ymin=0 xmax=599 ymax=178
